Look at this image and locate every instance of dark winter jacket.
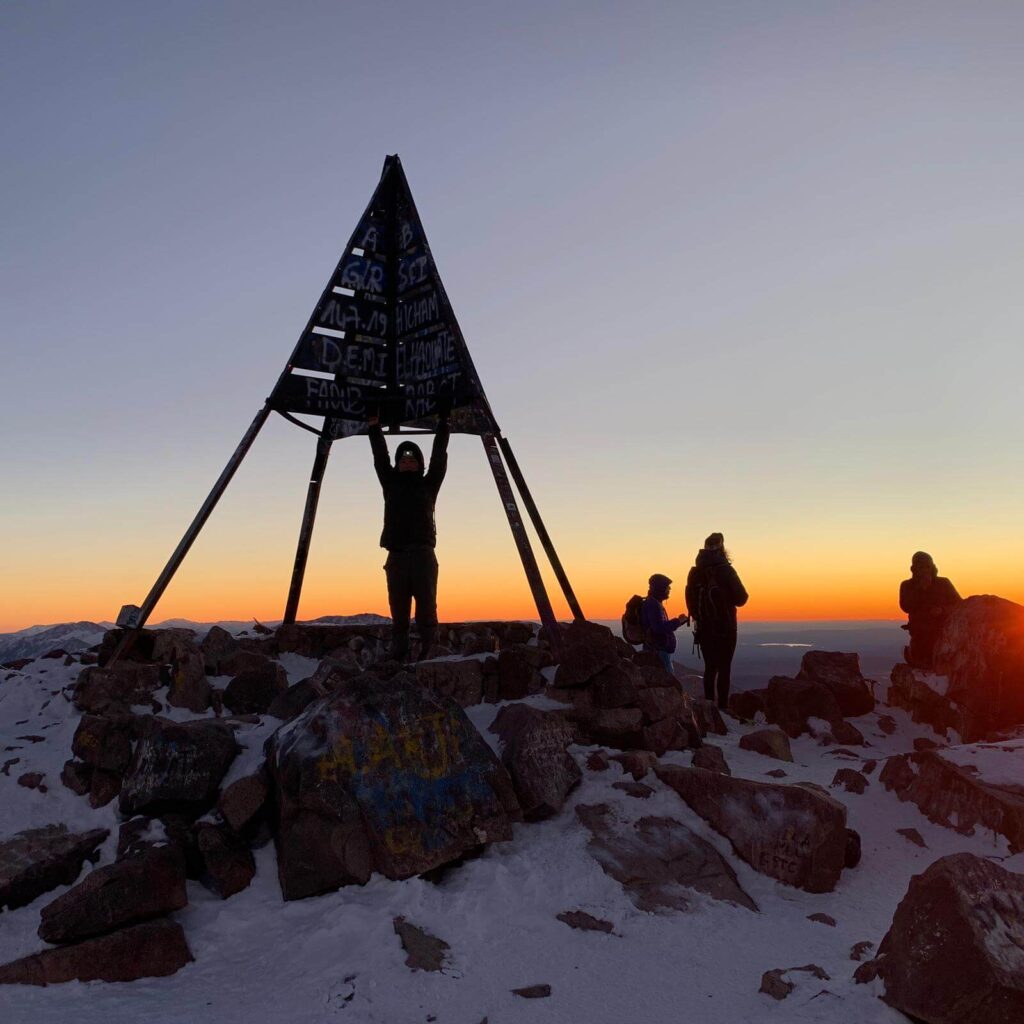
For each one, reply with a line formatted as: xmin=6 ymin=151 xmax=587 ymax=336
xmin=641 ymin=596 xmax=679 ymax=653
xmin=685 ymin=548 xmax=749 ymax=639
xmin=369 ymin=422 xmax=450 ymax=550
xmin=899 ymin=575 xmax=960 ymax=635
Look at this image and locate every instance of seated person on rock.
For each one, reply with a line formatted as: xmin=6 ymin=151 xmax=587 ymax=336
xmin=367 ymin=393 xmax=452 ymax=663
xmin=899 ymin=551 xmax=961 ymax=671
xmin=641 ymin=573 xmax=689 ymax=674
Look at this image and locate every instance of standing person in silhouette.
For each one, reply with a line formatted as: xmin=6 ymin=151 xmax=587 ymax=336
xmin=685 ymin=532 xmax=749 ymax=711
xmin=899 ymin=551 xmax=961 ymax=671
xmin=367 ymin=395 xmax=451 ymax=662
xmin=641 ymin=573 xmax=689 ymax=674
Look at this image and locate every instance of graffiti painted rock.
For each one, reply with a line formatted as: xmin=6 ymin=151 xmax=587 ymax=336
xmin=119 ymin=719 xmax=238 ymax=817
xmin=797 ymin=651 xmax=875 ymax=718
xmin=0 ymin=825 xmax=108 ymax=912
xmin=38 ymin=846 xmax=186 ymax=943
xmin=880 ymin=742 xmax=1024 ymax=851
xmin=266 ymin=672 xmax=520 ymax=900
xmin=576 ymin=803 xmax=757 ymax=912
xmin=490 ymin=704 xmax=580 ymax=821
xmin=871 ymin=853 xmax=1024 ymax=1023
xmin=0 ymin=919 xmax=192 ymax=985
xmin=655 ymin=765 xmax=848 ymax=892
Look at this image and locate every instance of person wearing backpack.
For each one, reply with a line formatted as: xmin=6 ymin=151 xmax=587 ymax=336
xmin=685 ymin=533 xmax=748 ymax=710
xmin=636 ymin=573 xmax=689 ymax=673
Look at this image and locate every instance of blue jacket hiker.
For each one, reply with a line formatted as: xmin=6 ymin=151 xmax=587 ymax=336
xmin=641 ymin=573 xmax=689 ymax=674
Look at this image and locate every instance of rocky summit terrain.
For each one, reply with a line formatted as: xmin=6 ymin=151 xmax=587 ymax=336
xmin=1 ymin=602 xmax=1023 ymax=1024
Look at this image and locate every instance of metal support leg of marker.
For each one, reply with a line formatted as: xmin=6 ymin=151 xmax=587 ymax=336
xmin=282 ymin=433 xmax=333 ymax=624
xmin=108 ymin=403 xmax=272 ymax=665
xmin=480 ymin=429 xmax=563 ymax=658
xmin=497 ymin=433 xmax=585 ymax=623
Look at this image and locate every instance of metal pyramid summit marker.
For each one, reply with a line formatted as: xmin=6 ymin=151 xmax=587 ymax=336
xmin=112 ymin=155 xmax=582 ymax=659
xmin=270 ymin=155 xmax=486 ymax=438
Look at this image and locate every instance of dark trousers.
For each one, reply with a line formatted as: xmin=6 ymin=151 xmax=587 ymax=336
xmin=385 ymin=548 xmax=438 ymax=661
xmin=701 ymin=631 xmax=737 ymax=709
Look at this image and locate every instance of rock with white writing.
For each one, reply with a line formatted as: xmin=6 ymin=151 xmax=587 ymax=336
xmin=880 ymin=741 xmax=1024 ymax=852
xmin=868 ymin=853 xmax=1024 ymax=1023
xmin=266 ymin=672 xmax=520 ymax=900
xmin=654 ymin=765 xmax=849 ymax=892
xmin=119 ymin=719 xmax=238 ymax=817
xmin=490 ymin=704 xmax=580 ymax=820
xmin=0 ymin=919 xmax=192 ymax=986
xmin=576 ymin=803 xmax=757 ymax=913
xmin=0 ymin=825 xmax=109 ymax=912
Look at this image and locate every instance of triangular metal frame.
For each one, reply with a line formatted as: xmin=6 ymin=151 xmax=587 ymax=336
xmin=111 ymin=156 xmax=583 ymax=662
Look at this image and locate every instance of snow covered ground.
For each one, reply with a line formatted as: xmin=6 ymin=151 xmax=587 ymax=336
xmin=1 ymin=652 xmax=1022 ymax=1023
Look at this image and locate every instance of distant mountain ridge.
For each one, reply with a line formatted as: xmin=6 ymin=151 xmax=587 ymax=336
xmin=0 ymin=613 xmax=391 ymax=663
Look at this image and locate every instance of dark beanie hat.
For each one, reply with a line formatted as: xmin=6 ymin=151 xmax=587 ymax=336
xmin=395 ymin=440 xmax=424 ymax=471
xmin=649 ymin=573 xmax=672 ymax=594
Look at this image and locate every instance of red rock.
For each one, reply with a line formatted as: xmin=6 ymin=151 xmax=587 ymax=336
xmin=60 ymin=759 xmax=91 ymax=795
xmin=72 ymin=663 xmax=161 ymax=714
xmin=655 ymin=765 xmax=849 ymax=892
xmin=612 ymin=781 xmax=654 ymax=799
xmin=576 ymin=803 xmax=757 ymax=912
xmin=608 ymin=750 xmax=657 ymax=780
xmin=223 ymin=662 xmax=288 ymax=715
xmin=764 ymin=676 xmax=842 ymax=737
xmin=415 ymin=658 xmax=485 ymax=707
xmin=728 ymin=689 xmax=767 ymax=720
xmin=888 ymin=663 xmax=959 ymax=736
xmin=592 ymin=664 xmax=640 ymax=709
xmin=512 ymin=984 xmax=551 ymax=998
xmin=496 ymin=647 xmax=540 ymax=700
xmin=166 ymin=650 xmax=211 ymax=713
xmin=880 ymin=748 xmax=1024 ymax=851
xmin=556 ymin=910 xmax=614 ymax=933
xmin=797 ymin=651 xmax=875 ymax=717
xmin=393 ymin=916 xmax=450 ymax=972
xmin=17 ymin=772 xmax=44 ymax=790
xmin=933 ymin=595 xmax=1024 ymax=741
xmin=692 ymin=744 xmax=731 ymax=775
xmin=831 ymin=720 xmax=865 ymax=746
xmin=585 ymin=750 xmax=610 ymax=772
xmin=808 ymin=912 xmax=837 ymax=926
xmin=690 ymin=698 xmax=728 ymax=736
xmin=872 ymin=853 xmax=1024 ymax=1023
xmin=38 ymin=846 xmax=186 ymax=943
xmin=89 ymin=769 xmax=122 ymax=809
xmin=71 ymin=714 xmax=133 ymax=773
xmin=0 ymin=825 xmax=109 ymax=911
xmin=490 ymin=704 xmax=580 ymax=821
xmin=218 ymin=771 xmax=269 ymax=833
xmin=831 ymin=769 xmax=869 ymax=794
xmin=739 ymin=727 xmax=793 ymax=762
xmin=194 ymin=823 xmax=255 ymax=898
xmin=0 ymin=919 xmax=192 ymax=985
xmin=897 ymin=827 xmax=927 ymax=848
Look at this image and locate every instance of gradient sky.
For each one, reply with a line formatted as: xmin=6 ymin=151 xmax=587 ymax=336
xmin=2 ymin=1 xmax=1023 ymax=631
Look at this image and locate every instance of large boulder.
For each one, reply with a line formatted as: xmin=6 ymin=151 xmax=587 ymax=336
xmin=0 ymin=919 xmax=192 ymax=985
xmin=880 ymin=741 xmax=1024 ymax=852
xmin=796 ymin=651 xmax=875 ymax=717
xmin=932 ymin=595 xmax=1024 ymax=741
xmin=764 ymin=676 xmax=842 ymax=738
xmin=655 ymin=765 xmax=849 ymax=892
xmin=552 ymin=621 xmax=627 ymax=688
xmin=222 ymin=662 xmax=288 ymax=715
xmin=0 ymin=825 xmax=108 ymax=911
xmin=119 ymin=719 xmax=238 ymax=817
xmin=265 ymin=672 xmax=520 ymax=900
xmin=200 ymin=624 xmax=238 ymax=674
xmin=867 ymin=853 xmax=1024 ymax=1023
xmin=490 ymin=704 xmax=580 ymax=820
xmin=38 ymin=846 xmax=186 ymax=943
xmin=576 ymin=803 xmax=757 ymax=912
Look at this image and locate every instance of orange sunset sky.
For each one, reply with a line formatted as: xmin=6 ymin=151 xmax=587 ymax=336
xmin=3 ymin=4 xmax=1023 ymax=632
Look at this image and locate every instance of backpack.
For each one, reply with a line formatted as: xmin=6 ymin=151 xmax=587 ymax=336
xmin=622 ymin=594 xmax=648 ymax=646
xmin=694 ymin=568 xmax=728 ymax=640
